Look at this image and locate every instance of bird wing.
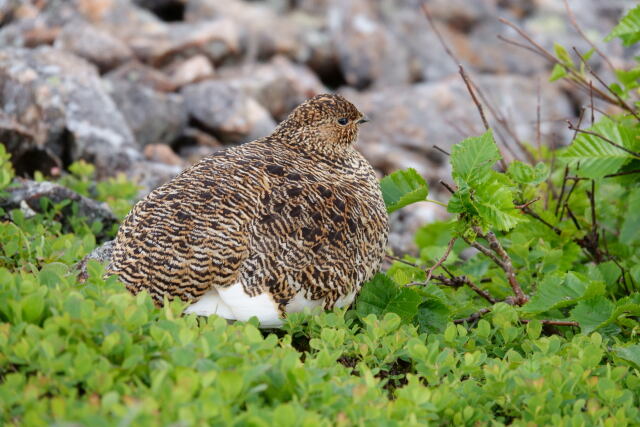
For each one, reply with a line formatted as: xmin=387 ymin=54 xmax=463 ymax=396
xmin=241 ymin=162 xmax=382 ymax=310
xmin=108 ymin=153 xmax=262 ymax=305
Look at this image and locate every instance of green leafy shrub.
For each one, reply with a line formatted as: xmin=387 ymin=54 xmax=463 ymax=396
xmin=1 ymin=8 xmax=640 ymax=425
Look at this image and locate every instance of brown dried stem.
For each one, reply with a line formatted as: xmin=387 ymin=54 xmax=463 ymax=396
xmin=515 ymin=197 xmax=540 ymax=211
xmin=433 ymin=145 xmax=451 ymax=156
xmin=604 ymin=169 xmax=640 ymax=178
xmin=563 ymin=0 xmax=616 ymax=73
xmin=459 ymin=65 xmax=490 ymax=132
xmin=432 ymin=274 xmax=497 ymax=304
xmin=483 ymin=231 xmax=528 ymax=305
xmin=566 ymin=121 xmax=640 ymax=158
xmin=522 ymin=207 xmax=562 ymax=235
xmin=424 ymin=237 xmax=458 ymax=284
xmin=498 ymin=18 xmax=621 ymax=107
xmin=519 ymin=319 xmax=579 ymax=327
xmin=572 ymin=47 xmax=640 ymax=121
xmin=439 ymin=180 xmax=457 ymax=194
xmin=453 ymin=308 xmax=492 ymax=324
xmin=555 ymin=166 xmax=570 ymax=217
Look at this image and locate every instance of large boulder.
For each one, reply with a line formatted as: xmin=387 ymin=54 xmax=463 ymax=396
xmin=104 ymin=76 xmax=188 ymax=147
xmin=181 ymin=80 xmax=276 ymax=144
xmin=218 ymin=55 xmax=325 ymax=121
xmin=54 ymin=20 xmax=133 ymax=72
xmin=0 ymin=47 xmax=141 ymax=178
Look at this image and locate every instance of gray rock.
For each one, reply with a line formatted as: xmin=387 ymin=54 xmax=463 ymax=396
xmin=127 ymin=160 xmax=182 ymax=197
xmin=0 ymin=112 xmax=62 ymax=176
xmin=104 ymin=77 xmax=188 ymax=146
xmin=0 ymin=179 xmax=117 ymax=230
xmin=218 ymin=55 xmax=325 ymax=120
xmin=54 ymin=20 xmax=133 ymax=72
xmin=389 ymin=202 xmax=449 ymax=256
xmin=164 ymin=54 xmax=215 ymax=88
xmin=105 ymin=61 xmax=177 ymax=92
xmin=328 ymin=0 xmax=411 ymax=88
xmin=75 ymin=239 xmax=115 ymax=282
xmin=185 ymin=0 xmax=300 ymax=61
xmin=0 ymin=47 xmax=141 ymax=178
xmin=181 ymin=80 xmax=276 ymax=144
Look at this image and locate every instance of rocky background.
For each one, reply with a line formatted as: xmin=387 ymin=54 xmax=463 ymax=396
xmin=0 ymin=0 xmax=635 ymax=253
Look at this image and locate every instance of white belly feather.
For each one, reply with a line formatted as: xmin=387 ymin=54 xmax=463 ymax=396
xmin=183 ymin=281 xmax=356 ymax=328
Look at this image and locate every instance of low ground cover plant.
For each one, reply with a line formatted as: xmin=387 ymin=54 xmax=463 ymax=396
xmin=1 ymin=6 xmax=639 ymax=426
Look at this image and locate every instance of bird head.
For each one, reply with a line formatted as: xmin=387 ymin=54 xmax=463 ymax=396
xmin=277 ymin=94 xmax=369 ymax=150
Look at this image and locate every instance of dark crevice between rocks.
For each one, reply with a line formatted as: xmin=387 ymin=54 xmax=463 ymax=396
xmin=135 ymin=0 xmax=185 ymax=22
xmin=311 ymin=61 xmax=348 ymax=91
xmin=14 ymin=148 xmax=61 ymax=178
xmin=186 ymin=117 xmax=237 ymax=146
xmin=59 ymin=127 xmax=75 ymax=170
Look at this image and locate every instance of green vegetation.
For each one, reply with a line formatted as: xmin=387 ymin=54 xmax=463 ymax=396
xmin=1 ymin=8 xmax=640 ymax=426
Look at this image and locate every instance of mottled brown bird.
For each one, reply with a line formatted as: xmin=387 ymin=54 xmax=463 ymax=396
xmin=107 ymin=93 xmax=389 ymax=327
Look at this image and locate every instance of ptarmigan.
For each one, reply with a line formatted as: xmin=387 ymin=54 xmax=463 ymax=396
xmin=107 ymin=94 xmax=389 ymax=327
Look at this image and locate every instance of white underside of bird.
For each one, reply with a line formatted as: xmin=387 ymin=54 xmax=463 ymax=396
xmin=183 ymin=282 xmax=357 ymax=328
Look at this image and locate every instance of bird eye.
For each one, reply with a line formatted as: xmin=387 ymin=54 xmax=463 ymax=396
xmin=337 ymin=117 xmax=349 ymax=125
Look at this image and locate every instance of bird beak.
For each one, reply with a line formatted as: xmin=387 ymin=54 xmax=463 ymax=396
xmin=357 ymin=116 xmax=370 ymax=124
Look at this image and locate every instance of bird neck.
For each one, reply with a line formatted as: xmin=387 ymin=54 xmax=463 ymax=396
xmin=272 ymin=124 xmax=353 ymax=159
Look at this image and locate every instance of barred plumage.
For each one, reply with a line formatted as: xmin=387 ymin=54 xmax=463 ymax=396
xmin=107 ymin=94 xmax=389 ymax=327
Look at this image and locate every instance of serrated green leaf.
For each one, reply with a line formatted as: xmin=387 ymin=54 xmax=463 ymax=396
xmin=473 ymin=180 xmax=523 ymax=231
xmin=549 ymin=63 xmax=568 ymax=82
xmin=560 ymin=117 xmax=640 ymax=178
xmin=380 ymin=168 xmax=429 ymax=214
xmin=450 ymin=130 xmax=501 ymax=184
xmin=356 ymin=274 xmax=421 ymax=323
xmin=570 ymin=297 xmax=614 ymax=334
xmin=507 ymin=161 xmax=549 ymax=185
xmin=605 ymin=4 xmax=640 ymax=46
xmin=522 ymin=272 xmax=605 ymax=315
xmin=613 ymin=345 xmax=640 ymax=369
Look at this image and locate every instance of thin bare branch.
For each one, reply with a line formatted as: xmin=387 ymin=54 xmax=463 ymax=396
xmin=555 ymin=166 xmax=570 ymax=217
xmin=497 ymin=35 xmax=546 ymax=58
xmin=420 ymin=3 xmax=460 ymax=64
xmin=563 ymin=0 xmax=616 ymax=73
xmin=589 ymin=81 xmax=595 ymax=126
xmin=424 ymin=237 xmax=457 ymax=284
xmin=523 ymin=207 xmax=562 ymax=235
xmin=459 ymin=65 xmax=490 ymax=131
xmin=498 ymin=18 xmax=620 ymax=106
xmin=604 ymin=169 xmax=640 ymax=178
xmin=419 ymin=274 xmax=499 ymax=304
xmin=566 ymin=121 xmax=640 ymax=158
xmin=385 ymin=254 xmax=422 ymax=270
xmin=519 ymin=319 xmax=579 ymax=327
xmin=440 ymin=180 xmax=457 ymax=194
xmin=515 ymin=197 xmax=540 ymax=211
xmin=471 ymin=81 xmax=536 ymax=164
xmin=565 ymin=204 xmax=581 ymax=230
xmin=536 ymin=78 xmax=542 ymax=158
xmin=463 ymin=236 xmax=507 ymax=270
xmin=454 ymin=308 xmax=492 ymax=324
xmin=559 ymin=178 xmax=579 ymax=219
xmin=572 ymin=47 xmax=640 ymax=121
xmin=433 ymin=145 xmax=450 ymax=156
xmin=483 ymin=231 xmax=528 ymax=305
